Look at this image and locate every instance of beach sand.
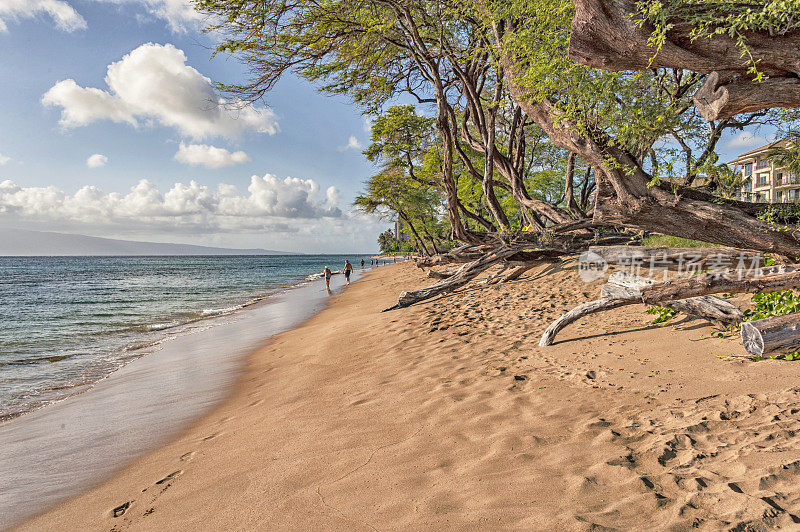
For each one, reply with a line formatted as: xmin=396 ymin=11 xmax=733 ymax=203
xmin=17 ymin=260 xmax=800 ymax=530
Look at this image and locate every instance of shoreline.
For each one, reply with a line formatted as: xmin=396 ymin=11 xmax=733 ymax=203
xmin=0 ymin=267 xmax=368 ymax=530
xmin=15 ymin=260 xmax=800 ymax=530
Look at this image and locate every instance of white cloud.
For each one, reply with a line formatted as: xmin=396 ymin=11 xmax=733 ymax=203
xmin=362 ymin=117 xmax=373 ymax=133
xmin=0 ymin=0 xmax=87 ymax=32
xmin=174 ymin=142 xmax=250 ymax=169
xmin=339 ymin=135 xmax=363 ymax=152
xmin=0 ymin=175 xmax=342 ymax=232
xmin=325 ymin=186 xmax=339 ymax=207
xmin=726 ymin=131 xmax=769 ymax=150
xmin=90 ymin=0 xmax=201 ymax=32
xmin=86 ymin=154 xmax=108 ymax=168
xmin=0 ymin=153 xmax=11 ymax=165
xmin=42 ymin=43 xmax=279 ymax=140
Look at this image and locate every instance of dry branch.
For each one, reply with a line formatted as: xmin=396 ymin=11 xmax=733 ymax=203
xmin=540 ymin=271 xmax=745 ymax=346
xmin=387 ymin=246 xmax=519 ymax=310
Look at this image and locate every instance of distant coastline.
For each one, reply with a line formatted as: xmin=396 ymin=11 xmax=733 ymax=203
xmin=0 ymin=228 xmax=294 ymax=256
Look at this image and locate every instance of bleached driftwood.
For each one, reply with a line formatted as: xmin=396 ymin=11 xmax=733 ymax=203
xmin=539 ymin=271 xmax=745 ymax=346
xmin=742 ymin=314 xmax=800 ymax=357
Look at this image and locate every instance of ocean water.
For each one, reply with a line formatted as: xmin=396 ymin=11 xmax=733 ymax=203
xmin=0 ymin=254 xmax=373 ymax=421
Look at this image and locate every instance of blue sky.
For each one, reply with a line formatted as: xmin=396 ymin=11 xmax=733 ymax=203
xmin=0 ymin=0 xmax=384 ymax=253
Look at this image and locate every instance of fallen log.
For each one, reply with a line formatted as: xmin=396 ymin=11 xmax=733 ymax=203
xmin=387 ymin=246 xmax=518 ymax=310
xmin=639 ymin=268 xmax=800 ymax=305
xmin=539 ymin=298 xmax=630 ymax=347
xmin=741 ymin=314 xmax=800 ymax=357
xmin=540 ymin=271 xmax=744 ymax=346
xmin=426 ymin=269 xmax=452 ymax=279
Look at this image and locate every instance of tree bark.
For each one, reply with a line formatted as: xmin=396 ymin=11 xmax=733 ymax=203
xmin=564 ymin=152 xmax=584 ymax=218
xmin=742 ymin=314 xmax=800 ymax=357
xmin=568 ymin=0 xmax=800 ymax=120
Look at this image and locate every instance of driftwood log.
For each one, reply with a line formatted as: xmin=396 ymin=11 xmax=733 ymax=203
xmin=742 ymin=314 xmax=800 ymax=357
xmin=539 ymin=272 xmax=744 ymax=346
xmin=387 ymin=247 xmax=520 ymax=310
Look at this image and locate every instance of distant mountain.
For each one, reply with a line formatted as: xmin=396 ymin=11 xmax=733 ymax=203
xmin=0 ymin=228 xmax=290 ymax=256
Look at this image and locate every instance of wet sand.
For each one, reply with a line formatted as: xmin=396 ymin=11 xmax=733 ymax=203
xmin=17 ymin=260 xmax=800 ymax=530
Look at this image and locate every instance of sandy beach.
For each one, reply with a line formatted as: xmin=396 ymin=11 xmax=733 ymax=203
xmin=17 ymin=260 xmax=800 ymax=530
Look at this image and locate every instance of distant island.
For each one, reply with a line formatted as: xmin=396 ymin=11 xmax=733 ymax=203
xmin=0 ymin=228 xmax=290 ymax=256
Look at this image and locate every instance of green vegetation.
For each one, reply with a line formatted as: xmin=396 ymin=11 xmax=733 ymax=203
xmin=636 ymin=0 xmax=800 ymax=81
xmin=645 ymin=305 xmax=678 ymax=324
xmin=640 ymin=235 xmax=715 ymax=248
xmin=193 ymin=0 xmax=800 ymax=257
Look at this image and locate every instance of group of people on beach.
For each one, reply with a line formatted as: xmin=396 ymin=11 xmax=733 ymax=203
xmin=322 ymin=256 xmax=406 ymax=291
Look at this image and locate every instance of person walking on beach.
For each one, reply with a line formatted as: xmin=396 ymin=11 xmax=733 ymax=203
xmin=324 ymin=266 xmax=332 ymax=290
xmin=343 ymin=260 xmax=353 ymax=285
xmin=361 ymin=258 xmax=365 ymax=268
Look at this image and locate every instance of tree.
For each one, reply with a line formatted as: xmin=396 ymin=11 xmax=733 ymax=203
xmin=378 ymin=230 xmax=400 ymax=253
xmin=476 ymin=0 xmax=800 ymax=257
xmin=354 ymin=167 xmax=448 ymax=255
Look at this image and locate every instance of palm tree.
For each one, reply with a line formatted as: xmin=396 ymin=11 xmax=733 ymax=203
xmin=766 ymin=130 xmax=800 ymax=177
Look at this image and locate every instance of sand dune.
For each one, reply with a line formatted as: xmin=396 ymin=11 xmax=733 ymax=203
xmin=17 ymin=261 xmax=800 ymax=530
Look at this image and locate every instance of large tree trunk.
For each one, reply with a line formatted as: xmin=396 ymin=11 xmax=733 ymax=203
xmin=568 ymin=0 xmax=800 ymax=120
xmin=497 ymin=64 xmax=800 ymax=256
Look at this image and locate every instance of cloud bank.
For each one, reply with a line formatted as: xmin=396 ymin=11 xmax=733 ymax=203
xmin=0 ymin=175 xmax=341 ymax=232
xmin=42 ymin=43 xmax=279 ymax=140
xmin=174 ymin=142 xmax=250 ymax=168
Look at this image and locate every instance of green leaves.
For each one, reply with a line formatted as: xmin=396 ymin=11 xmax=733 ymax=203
xmin=645 ymin=305 xmax=679 ymax=323
xmin=635 ymin=0 xmax=800 ymax=80
xmin=745 ymin=290 xmax=800 ymax=321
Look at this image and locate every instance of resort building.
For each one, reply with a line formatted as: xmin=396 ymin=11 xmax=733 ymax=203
xmin=730 ymin=140 xmax=800 ymax=203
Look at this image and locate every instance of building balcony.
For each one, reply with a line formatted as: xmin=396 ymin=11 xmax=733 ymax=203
xmin=776 ymin=175 xmax=800 ymax=186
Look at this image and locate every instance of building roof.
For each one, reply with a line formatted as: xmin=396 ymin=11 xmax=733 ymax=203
xmin=729 ymin=139 xmax=790 ymax=164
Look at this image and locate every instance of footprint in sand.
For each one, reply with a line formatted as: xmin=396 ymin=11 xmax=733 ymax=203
xmin=155 ymin=470 xmax=183 ymax=486
xmin=200 ymin=431 xmax=222 ymax=442
xmin=112 ymin=500 xmax=132 ymax=518
xmin=179 ymin=451 xmax=196 ymax=462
